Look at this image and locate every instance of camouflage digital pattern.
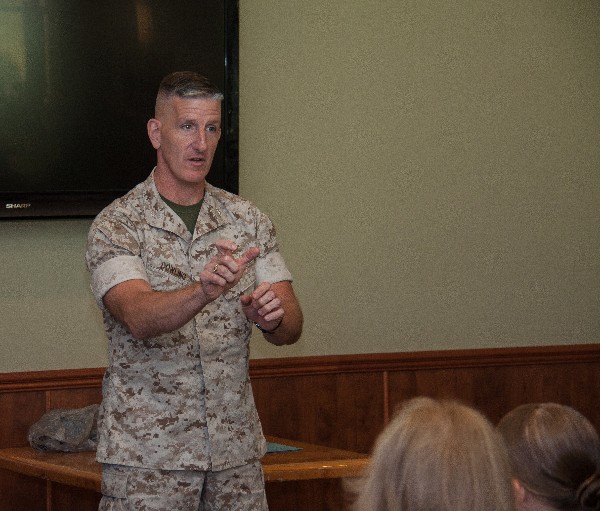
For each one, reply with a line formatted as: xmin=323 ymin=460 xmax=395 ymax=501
xmin=99 ymin=460 xmax=268 ymax=510
xmin=85 ymin=171 xmax=293 ymax=472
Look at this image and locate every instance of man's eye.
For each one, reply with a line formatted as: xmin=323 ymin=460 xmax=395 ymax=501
xmin=182 ymin=124 xmax=193 ymax=130
xmin=207 ymin=125 xmax=218 ymax=133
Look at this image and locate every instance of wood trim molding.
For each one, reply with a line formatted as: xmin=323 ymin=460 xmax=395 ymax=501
xmin=1 ymin=343 xmax=598 ymax=391
xmin=0 ymin=368 xmax=105 ymax=394
xmin=249 ymin=343 xmax=600 ymax=378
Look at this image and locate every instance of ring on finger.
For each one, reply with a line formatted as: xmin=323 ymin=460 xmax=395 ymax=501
xmin=212 ymin=264 xmax=219 ymax=273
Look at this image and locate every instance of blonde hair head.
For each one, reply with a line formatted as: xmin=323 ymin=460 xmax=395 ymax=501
xmin=351 ymin=397 xmax=515 ymax=511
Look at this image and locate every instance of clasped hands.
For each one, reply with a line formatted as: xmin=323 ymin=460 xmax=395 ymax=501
xmin=199 ymin=239 xmax=284 ymax=332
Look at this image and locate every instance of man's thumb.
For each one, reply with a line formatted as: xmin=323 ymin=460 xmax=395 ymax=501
xmin=238 ymin=247 xmax=260 ymax=266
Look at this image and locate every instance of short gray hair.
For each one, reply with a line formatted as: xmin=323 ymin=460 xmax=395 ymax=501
xmin=155 ymin=71 xmax=223 ymax=115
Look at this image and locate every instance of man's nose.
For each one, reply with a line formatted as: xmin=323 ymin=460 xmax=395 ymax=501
xmin=191 ymin=130 xmax=207 ymax=150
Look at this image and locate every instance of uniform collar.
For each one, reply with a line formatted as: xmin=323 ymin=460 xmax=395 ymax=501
xmin=142 ymin=169 xmax=230 ymax=241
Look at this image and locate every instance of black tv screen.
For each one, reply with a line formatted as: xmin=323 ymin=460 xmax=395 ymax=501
xmin=0 ymin=0 xmax=238 ymax=218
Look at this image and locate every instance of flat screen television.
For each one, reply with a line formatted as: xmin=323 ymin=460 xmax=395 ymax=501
xmin=0 ymin=0 xmax=238 ymax=219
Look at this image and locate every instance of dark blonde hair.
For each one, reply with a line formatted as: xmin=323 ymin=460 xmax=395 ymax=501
xmin=350 ymin=397 xmax=515 ymax=511
xmin=497 ymin=403 xmax=600 ymax=511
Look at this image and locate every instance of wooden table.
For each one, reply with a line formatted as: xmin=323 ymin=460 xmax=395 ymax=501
xmin=0 ymin=436 xmax=369 ymax=492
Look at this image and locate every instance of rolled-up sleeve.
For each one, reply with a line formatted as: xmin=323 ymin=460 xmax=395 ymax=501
xmin=254 ymin=211 xmax=293 ymax=285
xmin=86 ymin=212 xmax=148 ymax=308
xmin=90 ymin=255 xmax=149 ymax=307
xmin=256 ymin=251 xmax=292 ymax=285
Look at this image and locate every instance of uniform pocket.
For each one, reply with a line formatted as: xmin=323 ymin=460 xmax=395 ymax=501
xmin=101 ymin=464 xmax=129 ymax=498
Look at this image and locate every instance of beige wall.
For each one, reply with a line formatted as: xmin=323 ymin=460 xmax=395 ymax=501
xmin=1 ymin=0 xmax=598 ymax=371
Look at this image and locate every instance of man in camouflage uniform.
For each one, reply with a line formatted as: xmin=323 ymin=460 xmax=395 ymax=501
xmin=86 ymin=71 xmax=303 ymax=510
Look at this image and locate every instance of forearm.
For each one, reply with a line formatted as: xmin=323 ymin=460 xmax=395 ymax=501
xmin=260 ymin=301 xmax=303 ymax=346
xmin=104 ymin=280 xmax=210 ymax=339
xmin=257 ymin=282 xmax=303 ymax=346
xmin=103 ymin=242 xmax=260 ymax=340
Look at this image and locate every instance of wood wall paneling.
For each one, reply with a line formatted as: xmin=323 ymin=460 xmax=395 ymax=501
xmin=0 ymin=391 xmax=47 ymax=449
xmin=51 ymin=483 xmax=100 ymax=511
xmin=266 ymin=480 xmax=347 ymax=511
xmin=46 ymin=387 xmax=103 ymax=411
xmin=1 ymin=344 xmax=599 ymax=511
xmin=0 ymin=471 xmax=46 ymax=511
xmin=386 ymin=357 xmax=600 ymax=428
xmin=0 ymin=371 xmax=103 ymax=511
xmin=252 ymin=371 xmax=384 ymax=453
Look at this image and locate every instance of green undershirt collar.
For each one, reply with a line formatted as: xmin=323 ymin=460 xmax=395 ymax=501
xmin=160 ymin=194 xmax=204 ymax=233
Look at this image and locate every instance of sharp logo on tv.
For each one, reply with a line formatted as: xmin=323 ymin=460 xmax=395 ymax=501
xmin=5 ymin=203 xmax=32 ymax=209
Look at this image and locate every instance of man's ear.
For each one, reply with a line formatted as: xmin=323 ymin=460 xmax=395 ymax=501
xmin=513 ymin=478 xmax=527 ymax=509
xmin=147 ymin=118 xmax=161 ymax=149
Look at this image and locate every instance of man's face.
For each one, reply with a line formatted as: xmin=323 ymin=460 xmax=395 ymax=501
xmin=148 ymin=96 xmax=222 ymax=188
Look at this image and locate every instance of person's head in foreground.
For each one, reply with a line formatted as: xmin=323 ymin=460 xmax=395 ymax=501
xmin=350 ymin=396 xmax=515 ymax=511
xmin=497 ymin=403 xmax=600 ymax=511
